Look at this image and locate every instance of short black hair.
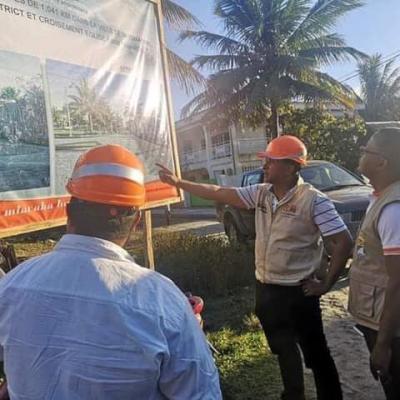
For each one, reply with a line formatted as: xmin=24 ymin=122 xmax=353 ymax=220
xmin=280 ymin=159 xmax=302 ymax=174
xmin=66 ymin=198 xmax=137 ymax=241
xmin=373 ymin=128 xmax=400 ymax=177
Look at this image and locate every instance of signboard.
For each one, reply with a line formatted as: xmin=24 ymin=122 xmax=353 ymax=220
xmin=0 ymin=0 xmax=181 ymax=236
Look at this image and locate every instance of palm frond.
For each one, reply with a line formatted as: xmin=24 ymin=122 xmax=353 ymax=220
xmin=215 ymin=0 xmax=266 ymax=44
xmin=288 ymin=0 xmax=364 ymax=45
xmin=191 ymin=54 xmax=250 ymax=71
xmin=166 ymin=49 xmax=206 ymax=94
xmin=299 ymin=46 xmax=366 ymax=66
xmin=179 ymin=30 xmax=248 ymax=54
xmin=161 ymin=0 xmax=201 ymax=29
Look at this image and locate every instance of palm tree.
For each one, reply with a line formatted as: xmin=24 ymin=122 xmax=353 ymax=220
xmin=161 ymin=0 xmax=205 ymax=93
xmin=69 ymin=79 xmax=101 ymax=133
xmin=180 ymin=0 xmax=366 ymax=137
xmin=358 ymin=54 xmax=400 ymax=121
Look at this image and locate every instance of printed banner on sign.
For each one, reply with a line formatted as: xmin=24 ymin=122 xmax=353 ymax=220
xmin=0 ymin=0 xmax=180 ymax=236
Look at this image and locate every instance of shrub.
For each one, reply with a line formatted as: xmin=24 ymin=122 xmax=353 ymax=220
xmin=151 ymin=233 xmax=255 ymax=296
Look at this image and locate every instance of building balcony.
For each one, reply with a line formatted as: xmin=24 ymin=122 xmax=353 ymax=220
xmin=181 ymin=150 xmax=208 ymax=169
xmin=237 ymin=138 xmax=266 ymax=155
xmin=211 ymin=143 xmax=232 ymax=159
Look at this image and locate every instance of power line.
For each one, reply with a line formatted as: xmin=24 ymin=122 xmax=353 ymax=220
xmin=339 ymin=50 xmax=400 ymax=84
xmin=337 ymin=49 xmax=400 ymax=81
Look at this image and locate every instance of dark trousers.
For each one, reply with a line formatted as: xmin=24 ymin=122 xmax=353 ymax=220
xmin=357 ymin=324 xmax=400 ymax=400
xmin=255 ymin=281 xmax=342 ymax=400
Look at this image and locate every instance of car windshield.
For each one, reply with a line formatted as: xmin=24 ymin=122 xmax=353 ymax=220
xmin=300 ymin=163 xmax=363 ymax=191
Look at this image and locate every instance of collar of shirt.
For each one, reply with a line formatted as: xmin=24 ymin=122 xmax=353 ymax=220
xmin=54 ymin=234 xmax=134 ymax=263
xmin=268 ymin=177 xmax=303 ymax=211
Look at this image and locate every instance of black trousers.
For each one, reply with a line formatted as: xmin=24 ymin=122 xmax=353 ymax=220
xmin=255 ymin=281 xmax=342 ymax=400
xmin=357 ymin=324 xmax=400 ymax=400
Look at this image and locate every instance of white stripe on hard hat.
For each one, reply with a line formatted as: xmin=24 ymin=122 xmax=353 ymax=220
xmin=72 ymin=163 xmax=144 ymax=185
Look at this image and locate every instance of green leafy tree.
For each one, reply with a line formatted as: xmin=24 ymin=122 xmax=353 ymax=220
xmin=282 ymin=107 xmax=367 ymax=171
xmin=180 ymin=0 xmax=366 ymax=137
xmin=358 ymin=54 xmax=400 ymax=121
xmin=0 ymin=87 xmax=20 ymax=100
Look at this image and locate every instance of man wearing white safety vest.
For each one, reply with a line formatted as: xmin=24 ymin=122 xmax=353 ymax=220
xmin=349 ymin=128 xmax=400 ymax=399
xmin=0 ymin=144 xmax=221 ymax=400
xmin=158 ymin=135 xmax=353 ymax=400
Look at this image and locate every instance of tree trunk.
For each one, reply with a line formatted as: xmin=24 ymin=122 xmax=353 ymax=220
xmin=270 ymin=103 xmax=280 ymax=138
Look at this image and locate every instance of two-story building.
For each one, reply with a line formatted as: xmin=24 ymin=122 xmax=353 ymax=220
xmin=175 ymin=113 xmax=268 ymax=184
xmin=175 ymin=102 xmax=365 ymax=189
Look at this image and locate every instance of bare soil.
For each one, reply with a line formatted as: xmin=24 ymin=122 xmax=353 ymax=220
xmin=317 ymin=287 xmax=385 ymax=400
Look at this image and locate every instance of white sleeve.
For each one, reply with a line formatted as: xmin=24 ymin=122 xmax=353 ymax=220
xmin=159 ymin=301 xmax=222 ymax=399
xmin=377 ymin=202 xmax=400 ymax=256
xmin=235 ymin=184 xmax=260 ymax=209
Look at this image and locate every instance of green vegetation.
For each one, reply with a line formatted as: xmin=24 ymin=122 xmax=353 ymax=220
xmin=282 ymin=107 xmax=368 ymax=171
xmin=358 ymin=54 xmax=400 ymax=122
xmin=0 ymin=82 xmax=48 ymax=145
xmin=180 ymin=0 xmax=365 ymax=137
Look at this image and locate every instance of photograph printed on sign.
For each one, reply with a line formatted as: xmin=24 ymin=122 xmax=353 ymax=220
xmin=47 ymin=59 xmax=172 ymax=195
xmin=0 ymin=50 xmax=50 ymax=196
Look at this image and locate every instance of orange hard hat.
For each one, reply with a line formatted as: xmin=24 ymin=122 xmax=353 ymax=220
xmin=257 ymin=135 xmax=307 ymax=165
xmin=66 ymin=144 xmax=145 ymax=207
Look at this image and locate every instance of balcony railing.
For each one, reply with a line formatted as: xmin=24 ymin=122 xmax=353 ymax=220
xmin=181 ymin=150 xmax=208 ymax=166
xmin=237 ymin=138 xmax=266 ymax=155
xmin=212 ymin=143 xmax=231 ymax=159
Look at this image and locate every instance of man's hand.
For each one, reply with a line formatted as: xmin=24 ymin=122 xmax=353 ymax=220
xmin=157 ymin=164 xmax=180 ymax=187
xmin=371 ymin=342 xmax=392 ymax=381
xmin=302 ymin=278 xmax=330 ymax=297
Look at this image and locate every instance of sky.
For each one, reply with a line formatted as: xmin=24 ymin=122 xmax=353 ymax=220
xmin=167 ymin=0 xmax=400 ymax=120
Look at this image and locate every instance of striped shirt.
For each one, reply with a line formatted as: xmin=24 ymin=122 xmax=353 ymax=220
xmin=236 ymin=184 xmax=347 ymax=237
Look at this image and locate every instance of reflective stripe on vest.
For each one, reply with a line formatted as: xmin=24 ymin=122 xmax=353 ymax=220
xmin=72 ymin=163 xmax=144 ymax=185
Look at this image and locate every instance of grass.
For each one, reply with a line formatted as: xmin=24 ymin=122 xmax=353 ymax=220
xmin=204 ymin=287 xmax=283 ymax=399
xmin=204 ymin=287 xmax=317 ymax=399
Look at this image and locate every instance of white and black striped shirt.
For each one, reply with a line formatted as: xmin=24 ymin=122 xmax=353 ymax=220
xmin=236 ymin=184 xmax=348 ymax=237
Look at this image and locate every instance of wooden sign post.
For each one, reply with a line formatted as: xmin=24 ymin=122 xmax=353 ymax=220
xmin=143 ymin=210 xmax=155 ymax=270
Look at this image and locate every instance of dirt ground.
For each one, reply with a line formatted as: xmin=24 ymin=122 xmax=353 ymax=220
xmin=316 ymin=286 xmax=385 ymax=400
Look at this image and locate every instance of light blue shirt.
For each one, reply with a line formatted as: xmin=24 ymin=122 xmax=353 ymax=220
xmin=0 ymin=234 xmax=221 ymax=400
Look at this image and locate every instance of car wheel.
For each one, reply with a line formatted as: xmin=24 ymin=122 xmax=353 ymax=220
xmin=225 ymin=217 xmax=246 ymax=245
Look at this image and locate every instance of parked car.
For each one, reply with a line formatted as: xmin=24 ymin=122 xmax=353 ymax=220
xmin=216 ymin=160 xmax=372 ymax=243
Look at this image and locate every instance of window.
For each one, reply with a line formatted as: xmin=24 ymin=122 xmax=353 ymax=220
xmin=244 ymin=172 xmax=263 ymax=186
xmin=300 ymin=163 xmax=363 ymax=191
xmin=211 ymin=132 xmax=230 ymax=146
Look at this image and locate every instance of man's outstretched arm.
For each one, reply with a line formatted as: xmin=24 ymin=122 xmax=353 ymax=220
xmin=157 ymin=164 xmax=247 ymax=209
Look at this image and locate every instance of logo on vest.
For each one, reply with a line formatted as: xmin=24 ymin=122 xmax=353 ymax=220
xmin=281 ymin=203 xmax=297 ymax=216
xmin=356 ymin=234 xmax=366 ymax=256
xmin=357 ymin=234 xmax=365 ymax=247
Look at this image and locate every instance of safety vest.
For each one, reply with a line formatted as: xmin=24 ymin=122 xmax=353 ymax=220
xmin=349 ymin=181 xmax=400 ymax=332
xmin=254 ymin=183 xmax=324 ymax=285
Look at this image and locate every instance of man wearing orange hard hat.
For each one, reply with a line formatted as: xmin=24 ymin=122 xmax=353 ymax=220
xmin=0 ymin=145 xmax=222 ymax=400
xmin=158 ymin=135 xmax=353 ymax=400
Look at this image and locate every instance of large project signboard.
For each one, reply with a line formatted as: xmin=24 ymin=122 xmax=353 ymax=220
xmin=0 ymin=0 xmax=180 ymax=236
